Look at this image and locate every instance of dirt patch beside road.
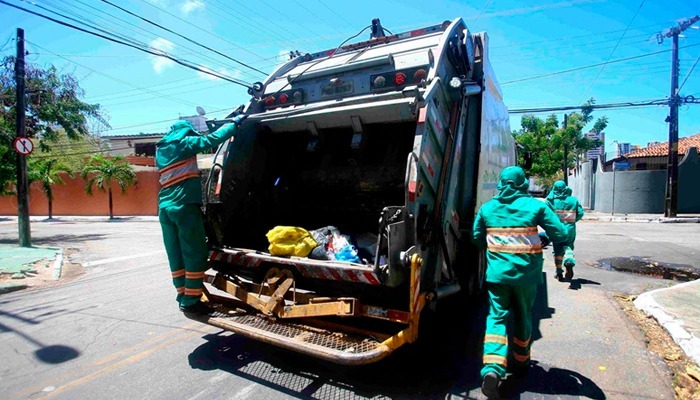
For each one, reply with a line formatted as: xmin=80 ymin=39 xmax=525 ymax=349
xmin=616 ymin=294 xmax=700 ymax=400
xmin=0 ymin=248 xmax=84 ymax=291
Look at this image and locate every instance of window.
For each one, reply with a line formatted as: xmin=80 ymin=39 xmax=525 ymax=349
xmin=134 ymin=142 xmax=156 ymax=157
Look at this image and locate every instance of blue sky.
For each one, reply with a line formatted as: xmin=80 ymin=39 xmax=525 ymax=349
xmin=1 ymin=0 xmax=699 ymax=155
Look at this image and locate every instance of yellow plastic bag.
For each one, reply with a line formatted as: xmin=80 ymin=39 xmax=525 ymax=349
xmin=266 ymin=226 xmax=318 ymax=257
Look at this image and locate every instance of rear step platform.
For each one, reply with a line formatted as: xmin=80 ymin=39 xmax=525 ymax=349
xmin=185 ymin=304 xmax=392 ymax=365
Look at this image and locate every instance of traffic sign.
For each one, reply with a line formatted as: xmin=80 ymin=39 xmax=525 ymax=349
xmin=13 ymin=137 xmax=34 ymax=156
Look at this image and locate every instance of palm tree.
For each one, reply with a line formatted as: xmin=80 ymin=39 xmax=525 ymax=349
xmin=81 ymin=155 xmax=137 ymax=219
xmin=28 ymin=158 xmax=72 ymax=219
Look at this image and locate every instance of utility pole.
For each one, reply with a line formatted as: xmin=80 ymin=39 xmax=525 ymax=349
xmin=15 ymin=28 xmax=31 ymax=247
xmin=658 ymin=16 xmax=700 ymax=217
xmin=563 ymin=113 xmax=569 ymax=185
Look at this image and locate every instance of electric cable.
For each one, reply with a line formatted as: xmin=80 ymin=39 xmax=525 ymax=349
xmin=501 ymin=43 xmax=700 ymax=85
xmin=578 ymin=0 xmax=647 ymax=102
xmin=99 ymin=0 xmax=267 ymax=76
xmin=679 ymin=54 xmax=700 ymax=92
xmin=0 ymin=0 xmax=253 ymax=87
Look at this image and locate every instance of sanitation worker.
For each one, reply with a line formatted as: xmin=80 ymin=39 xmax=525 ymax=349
xmin=473 ymin=166 xmax=568 ymax=398
xmin=156 ymin=115 xmax=246 ymax=315
xmin=546 ymin=181 xmax=584 ymax=281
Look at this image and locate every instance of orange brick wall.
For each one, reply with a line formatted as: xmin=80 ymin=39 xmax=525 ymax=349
xmin=0 ymin=171 xmax=159 ymax=216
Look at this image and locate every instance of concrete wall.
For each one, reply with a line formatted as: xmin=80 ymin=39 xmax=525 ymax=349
xmin=570 ymin=147 xmax=700 ymax=213
xmin=0 ymin=171 xmax=160 ymax=216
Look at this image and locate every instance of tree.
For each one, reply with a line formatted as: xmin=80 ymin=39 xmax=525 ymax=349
xmin=513 ymin=98 xmax=608 ymax=188
xmin=28 ymin=158 xmax=72 ymax=219
xmin=81 ymin=155 xmax=136 ymax=219
xmin=0 ymin=56 xmax=109 ymax=194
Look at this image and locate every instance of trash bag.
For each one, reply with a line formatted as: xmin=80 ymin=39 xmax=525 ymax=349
xmin=308 ymin=226 xmax=340 ymax=260
xmin=266 ymin=226 xmax=318 ymax=257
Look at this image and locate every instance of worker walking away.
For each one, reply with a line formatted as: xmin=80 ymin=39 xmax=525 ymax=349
xmin=473 ymin=166 xmax=568 ymax=398
xmin=157 ymin=115 xmax=247 ymax=315
xmin=546 ymin=181 xmax=584 ymax=281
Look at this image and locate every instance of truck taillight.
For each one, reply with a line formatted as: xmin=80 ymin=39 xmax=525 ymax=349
xmin=370 ymin=65 xmax=429 ymax=92
xmin=262 ymin=89 xmax=304 ymax=109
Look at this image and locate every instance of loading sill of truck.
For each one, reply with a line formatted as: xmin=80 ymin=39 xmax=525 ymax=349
xmin=184 ymin=247 xmax=426 ymax=365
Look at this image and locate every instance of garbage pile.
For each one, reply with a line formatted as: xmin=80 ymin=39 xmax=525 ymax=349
xmin=266 ymin=225 xmax=378 ymax=265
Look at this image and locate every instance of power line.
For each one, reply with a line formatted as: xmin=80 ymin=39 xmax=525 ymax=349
xmin=98 ymin=0 xmax=267 ymax=76
xmin=31 ymin=146 xmax=134 ymax=158
xmin=501 ymin=43 xmax=700 ymax=85
xmin=0 ymin=0 xmax=253 ymax=87
xmin=472 ymin=0 xmax=493 ymax=25
xmin=578 ymin=0 xmax=647 ymax=101
xmin=101 ymin=108 xmax=231 ymax=133
xmin=509 ymin=99 xmax=669 ymax=114
xmin=316 ymin=0 xmax=354 ymax=26
xmin=679 ymin=54 xmax=700 ymax=92
xmin=290 ymin=0 xmax=345 ymax=35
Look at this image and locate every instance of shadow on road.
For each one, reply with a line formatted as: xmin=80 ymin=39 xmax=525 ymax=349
xmin=0 ymin=233 xmax=106 ymax=246
xmin=568 ymin=278 xmax=602 ymax=291
xmin=501 ymin=361 xmax=606 ymax=399
xmin=532 ymin=272 xmax=555 ymax=342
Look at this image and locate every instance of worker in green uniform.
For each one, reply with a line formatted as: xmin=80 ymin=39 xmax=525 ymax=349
xmin=546 ymin=181 xmax=585 ymax=281
xmin=157 ymin=115 xmax=246 ymax=315
xmin=473 ymin=166 xmax=568 ymax=398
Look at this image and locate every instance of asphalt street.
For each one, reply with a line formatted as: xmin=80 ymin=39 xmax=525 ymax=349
xmin=0 ymin=218 xmax=698 ymax=399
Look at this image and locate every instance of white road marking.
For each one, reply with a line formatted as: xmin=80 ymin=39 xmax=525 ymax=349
xmin=82 ymin=250 xmax=166 ymax=267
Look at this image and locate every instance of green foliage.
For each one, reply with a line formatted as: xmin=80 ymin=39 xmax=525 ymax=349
xmin=81 ymin=154 xmax=136 ymax=195
xmin=513 ymin=98 xmax=609 ymax=185
xmin=81 ymin=154 xmax=136 ymax=219
xmin=28 ymin=158 xmax=72 ymax=201
xmin=0 ymin=56 xmax=109 ymax=193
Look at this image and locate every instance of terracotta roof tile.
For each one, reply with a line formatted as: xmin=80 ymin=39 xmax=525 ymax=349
xmin=624 ymin=133 xmax=700 ymax=158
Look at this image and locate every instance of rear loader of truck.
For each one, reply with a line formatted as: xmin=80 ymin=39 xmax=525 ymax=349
xmin=187 ymin=18 xmax=516 ymax=365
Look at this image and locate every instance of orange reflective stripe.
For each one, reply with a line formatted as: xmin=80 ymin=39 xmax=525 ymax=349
xmin=159 ymin=156 xmax=198 ymax=188
xmin=484 ymin=334 xmax=508 ymax=345
xmin=554 ymin=256 xmax=563 ymax=260
xmin=555 ymin=210 xmax=576 ymax=223
xmin=483 ymin=354 xmax=508 ymax=366
xmin=513 ymin=352 xmax=530 ymax=362
xmin=171 ymin=269 xmax=185 ymax=278
xmin=486 ymin=226 xmax=542 ymax=254
xmin=184 ymin=288 xmax=203 ymax=296
xmin=513 ymin=336 xmax=531 ymax=347
xmin=185 ymin=271 xmax=206 ymax=279
xmin=176 ymin=286 xmax=185 ymax=294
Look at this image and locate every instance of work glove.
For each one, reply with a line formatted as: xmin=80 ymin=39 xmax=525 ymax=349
xmin=233 ymin=113 xmax=248 ymax=126
xmin=539 ymin=232 xmax=551 ymax=249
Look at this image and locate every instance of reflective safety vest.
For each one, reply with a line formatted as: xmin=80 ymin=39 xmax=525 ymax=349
xmin=554 ymin=210 xmax=577 ymax=223
xmin=159 ymin=156 xmax=199 ymax=188
xmin=486 ymin=226 xmax=542 ymax=254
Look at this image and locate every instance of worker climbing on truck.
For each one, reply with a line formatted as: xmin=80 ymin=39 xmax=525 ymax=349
xmin=546 ymin=180 xmax=585 ymax=281
xmin=156 ymin=115 xmax=247 ymax=315
xmin=473 ymin=166 xmax=568 ymax=398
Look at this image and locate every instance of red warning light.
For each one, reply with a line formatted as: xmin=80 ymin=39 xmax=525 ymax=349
xmin=264 ymin=96 xmax=276 ymax=106
xmin=414 ymin=69 xmax=427 ymax=83
xmin=395 ymin=72 xmax=406 ymax=86
xmin=279 ymin=93 xmax=289 ymax=104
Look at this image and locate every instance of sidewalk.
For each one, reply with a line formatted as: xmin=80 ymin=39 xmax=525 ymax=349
xmin=0 ymin=215 xmax=160 ymax=224
xmin=582 ymin=210 xmax=700 ymax=223
xmin=635 ymin=280 xmax=700 ymax=367
xmin=0 ymin=244 xmax=62 ymax=294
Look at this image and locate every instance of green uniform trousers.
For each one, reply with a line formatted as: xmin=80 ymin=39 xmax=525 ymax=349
xmin=481 ymin=282 xmax=538 ymax=378
xmin=159 ymin=204 xmax=208 ymax=307
xmin=553 ymin=240 xmax=575 ymax=270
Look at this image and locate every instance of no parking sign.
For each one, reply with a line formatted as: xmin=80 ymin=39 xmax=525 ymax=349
xmin=13 ymin=137 xmax=34 ymax=156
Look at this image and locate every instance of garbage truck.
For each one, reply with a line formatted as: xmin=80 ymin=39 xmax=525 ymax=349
xmin=188 ymin=17 xmax=518 ymax=365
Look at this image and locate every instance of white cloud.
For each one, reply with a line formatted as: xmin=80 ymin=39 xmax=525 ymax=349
xmin=150 ymin=38 xmax=175 ymax=74
xmin=180 ymin=0 xmax=204 ymax=15
xmin=197 ymin=66 xmax=242 ymax=81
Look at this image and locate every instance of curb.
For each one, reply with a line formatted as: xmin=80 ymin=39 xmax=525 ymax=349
xmin=51 ymin=247 xmax=63 ymax=280
xmin=583 ymin=217 xmax=700 ymax=223
xmin=0 ymin=283 xmax=28 ymax=295
xmin=634 ymin=281 xmax=700 ymax=366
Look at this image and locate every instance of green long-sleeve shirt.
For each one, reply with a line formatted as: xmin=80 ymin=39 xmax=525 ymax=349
xmin=546 ymin=182 xmax=585 ymax=243
xmin=473 ymin=195 xmax=568 ymax=286
xmin=156 ymin=121 xmax=237 ymax=208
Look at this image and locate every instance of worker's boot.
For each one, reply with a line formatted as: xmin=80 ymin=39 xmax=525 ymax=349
xmin=554 ymin=268 xmax=564 ymax=281
xmin=563 ymin=249 xmax=575 ymax=280
xmin=180 ymin=300 xmax=213 ymax=315
xmin=481 ymin=372 xmax=501 ymax=399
